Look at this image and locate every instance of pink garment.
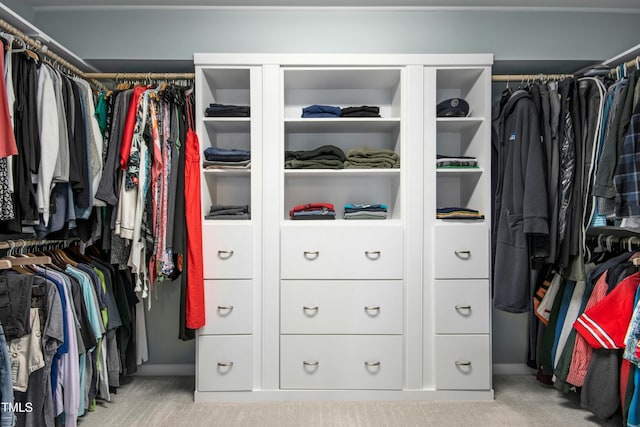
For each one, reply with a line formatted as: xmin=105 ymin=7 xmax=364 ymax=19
xmin=0 ymin=50 xmax=17 ymax=157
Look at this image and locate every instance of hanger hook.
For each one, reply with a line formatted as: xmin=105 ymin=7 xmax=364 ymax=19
xmin=606 ymin=235 xmax=615 ymax=252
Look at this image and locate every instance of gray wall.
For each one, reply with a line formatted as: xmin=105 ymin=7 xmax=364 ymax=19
xmin=33 ymin=8 xmax=640 ymax=72
xmin=2 ymin=0 xmax=34 ymax=23
xmin=12 ymin=6 xmax=640 ymax=367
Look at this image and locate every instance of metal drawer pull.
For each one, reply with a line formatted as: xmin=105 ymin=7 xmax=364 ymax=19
xmin=455 ymin=305 xmax=472 ymax=310
xmin=217 ymin=250 xmax=234 ymax=259
xmin=303 ymin=361 xmax=319 ymax=367
xmin=217 ymin=305 xmax=234 ymax=310
xmin=217 ymin=362 xmax=234 ymax=367
xmin=365 ymin=251 xmax=381 ymax=260
xmin=364 ymin=361 xmax=381 ymax=367
xmin=454 ymin=250 xmax=471 ymax=259
xmin=303 ymin=306 xmax=319 ymax=311
xmin=364 ymin=306 xmax=381 ymax=311
xmin=303 ymin=251 xmax=320 ymax=260
xmin=455 ymin=360 xmax=471 ymax=367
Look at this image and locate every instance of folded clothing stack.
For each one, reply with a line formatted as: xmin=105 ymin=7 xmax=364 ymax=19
xmin=289 ymin=203 xmax=336 ymax=220
xmin=206 ymin=103 xmax=250 ymax=117
xmin=344 ymin=146 xmax=400 ymax=169
xmin=436 ymin=207 xmax=484 ymax=220
xmin=340 ymin=106 xmax=380 ymax=117
xmin=206 ymin=204 xmax=250 ymax=220
xmin=300 ymin=105 xmax=381 ymax=118
xmin=301 ymin=105 xmax=342 ymax=118
xmin=436 ymin=154 xmax=478 ymax=168
xmin=285 ymin=144 xmax=346 ymax=169
xmin=203 ymin=147 xmax=251 ymax=169
xmin=344 ymin=203 xmax=388 ymax=220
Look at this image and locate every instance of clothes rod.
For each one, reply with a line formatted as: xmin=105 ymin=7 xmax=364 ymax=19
xmin=609 ymin=54 xmax=640 ymax=75
xmin=0 ymin=18 xmax=106 ymax=90
xmin=85 ymin=72 xmax=195 ymax=80
xmin=0 ymin=238 xmax=78 ymax=250
xmin=491 ymin=73 xmax=573 ymax=82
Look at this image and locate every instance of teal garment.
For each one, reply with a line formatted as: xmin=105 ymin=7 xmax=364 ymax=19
xmin=551 ymin=280 xmax=576 ymax=366
xmin=95 ymin=92 xmax=109 ymax=137
xmin=627 ymin=367 xmax=640 ymax=427
xmin=66 ymin=266 xmax=104 ymax=343
xmin=66 ymin=266 xmax=105 ymax=415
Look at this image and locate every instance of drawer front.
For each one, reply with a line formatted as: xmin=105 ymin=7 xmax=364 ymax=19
xmin=434 ymin=280 xmax=490 ymax=334
xmin=433 ymin=225 xmax=489 ymax=279
xmin=201 ymin=280 xmax=253 ymax=335
xmin=197 ymin=335 xmax=253 ymax=391
xmin=281 ymin=226 xmax=403 ymax=279
xmin=280 ymin=335 xmax=403 ymax=390
xmin=281 ymin=281 xmax=403 ymax=334
xmin=202 ymin=224 xmax=253 ymax=279
xmin=434 ymin=335 xmax=491 ymax=390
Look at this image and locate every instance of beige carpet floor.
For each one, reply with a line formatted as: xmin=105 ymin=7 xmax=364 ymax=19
xmin=78 ymin=375 xmax=621 ymax=427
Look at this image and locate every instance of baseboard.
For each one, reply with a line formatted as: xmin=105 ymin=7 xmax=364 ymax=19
xmin=134 ymin=364 xmax=195 ymax=376
xmin=492 ymin=363 xmax=537 ymax=375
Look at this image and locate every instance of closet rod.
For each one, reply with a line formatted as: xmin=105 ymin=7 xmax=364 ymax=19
xmin=0 ymin=18 xmax=106 ymax=91
xmin=84 ymin=72 xmax=195 ymax=80
xmin=0 ymin=238 xmax=78 ymax=251
xmin=609 ymin=54 xmax=640 ymax=75
xmin=491 ymin=73 xmax=573 ymax=82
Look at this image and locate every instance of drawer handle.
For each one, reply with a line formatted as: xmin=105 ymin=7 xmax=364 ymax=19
xmin=455 ymin=360 xmax=471 ymax=367
xmin=303 ymin=251 xmax=320 ymax=260
xmin=364 ymin=361 xmax=381 ymax=367
xmin=217 ymin=362 xmax=234 ymax=367
xmin=303 ymin=361 xmax=319 ymax=367
xmin=454 ymin=250 xmax=471 ymax=259
xmin=455 ymin=305 xmax=472 ymax=310
xmin=217 ymin=250 xmax=234 ymax=260
xmin=365 ymin=251 xmax=381 ymax=260
xmin=217 ymin=305 xmax=234 ymax=311
xmin=364 ymin=306 xmax=381 ymax=312
xmin=303 ymin=305 xmax=319 ymax=312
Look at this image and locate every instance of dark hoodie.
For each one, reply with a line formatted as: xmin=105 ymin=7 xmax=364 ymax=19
xmin=493 ymin=89 xmax=549 ymax=313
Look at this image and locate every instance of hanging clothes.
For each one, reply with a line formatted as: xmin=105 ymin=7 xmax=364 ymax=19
xmin=493 ymin=89 xmax=549 ymax=313
xmin=183 ymin=91 xmax=205 ymax=330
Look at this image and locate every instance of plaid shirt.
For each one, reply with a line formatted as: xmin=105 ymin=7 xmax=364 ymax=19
xmin=614 ymin=111 xmax=640 ymax=217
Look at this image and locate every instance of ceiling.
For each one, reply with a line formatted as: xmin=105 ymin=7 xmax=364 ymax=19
xmin=24 ymin=0 xmax=640 ymax=9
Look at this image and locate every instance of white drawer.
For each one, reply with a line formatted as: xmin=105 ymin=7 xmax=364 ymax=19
xmin=281 ymin=225 xmax=403 ymax=279
xmin=197 ymin=335 xmax=253 ymax=391
xmin=433 ymin=225 xmax=489 ymax=279
xmin=202 ymin=224 xmax=253 ymax=279
xmin=280 ymin=335 xmax=403 ymax=390
xmin=434 ymin=280 xmax=490 ymax=334
xmin=434 ymin=335 xmax=491 ymax=390
xmin=200 ymin=280 xmax=253 ymax=335
xmin=281 ymin=281 xmax=402 ymax=334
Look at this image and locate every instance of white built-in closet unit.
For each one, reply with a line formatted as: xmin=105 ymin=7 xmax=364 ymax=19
xmin=193 ymin=53 xmax=493 ymax=401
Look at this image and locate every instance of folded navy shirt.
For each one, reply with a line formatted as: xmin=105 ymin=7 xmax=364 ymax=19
xmin=301 ymin=105 xmax=342 ymax=118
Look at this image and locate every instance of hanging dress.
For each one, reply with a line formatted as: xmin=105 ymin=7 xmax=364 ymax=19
xmin=184 ymin=90 xmax=205 ymax=329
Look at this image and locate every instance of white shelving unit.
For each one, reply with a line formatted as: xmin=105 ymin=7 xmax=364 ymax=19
xmin=193 ymin=53 xmax=493 ymax=402
xmin=430 ymin=66 xmax=492 ymax=391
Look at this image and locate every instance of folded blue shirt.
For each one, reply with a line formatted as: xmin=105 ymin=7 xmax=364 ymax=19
xmin=302 ymin=105 xmax=341 ymax=118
